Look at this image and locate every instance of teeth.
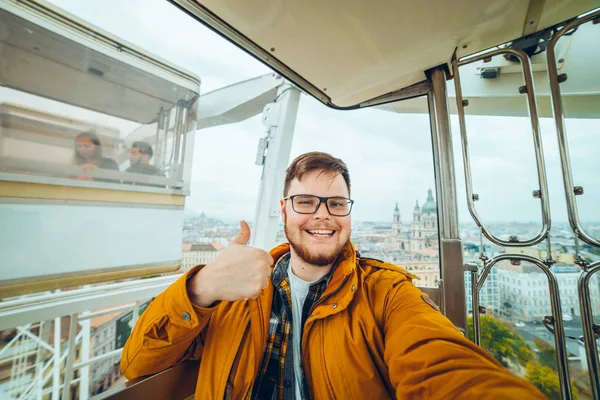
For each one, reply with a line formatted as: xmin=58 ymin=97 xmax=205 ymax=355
xmin=307 ymin=229 xmax=334 ymax=236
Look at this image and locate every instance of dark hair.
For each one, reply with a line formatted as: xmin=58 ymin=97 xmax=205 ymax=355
xmin=132 ymin=141 xmax=154 ymax=159
xmin=73 ymin=130 xmax=102 ymax=165
xmin=284 ymin=152 xmax=351 ymax=196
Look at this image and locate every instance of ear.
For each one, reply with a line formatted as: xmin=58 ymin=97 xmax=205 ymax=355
xmin=280 ymin=198 xmax=286 ymax=223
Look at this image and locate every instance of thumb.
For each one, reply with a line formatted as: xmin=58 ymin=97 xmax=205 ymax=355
xmin=230 ymin=220 xmax=251 ymax=245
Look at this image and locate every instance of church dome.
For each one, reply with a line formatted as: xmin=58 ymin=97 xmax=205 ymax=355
xmin=422 ymin=189 xmax=437 ymax=214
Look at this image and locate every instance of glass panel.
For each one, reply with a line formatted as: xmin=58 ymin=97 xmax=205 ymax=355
xmin=47 ymin=0 xmax=270 ymax=93
xmin=0 ymin=8 xmax=198 ymax=191
xmin=182 ymin=114 xmax=264 ymax=271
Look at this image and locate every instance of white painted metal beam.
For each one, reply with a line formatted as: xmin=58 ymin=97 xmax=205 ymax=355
xmin=251 ymin=84 xmax=301 ymax=250
xmin=0 ymin=276 xmax=178 ymax=331
xmin=196 ymin=73 xmax=284 ymax=129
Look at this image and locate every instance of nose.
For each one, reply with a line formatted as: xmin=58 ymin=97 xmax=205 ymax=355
xmin=313 ymin=200 xmax=331 ymax=219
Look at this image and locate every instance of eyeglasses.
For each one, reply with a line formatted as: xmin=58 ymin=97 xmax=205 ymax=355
xmin=284 ymin=194 xmax=354 ymax=216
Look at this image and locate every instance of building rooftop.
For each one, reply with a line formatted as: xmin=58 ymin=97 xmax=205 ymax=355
xmin=186 ymin=243 xmax=223 ymax=252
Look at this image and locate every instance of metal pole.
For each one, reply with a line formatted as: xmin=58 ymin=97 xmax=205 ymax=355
xmin=62 ymin=314 xmax=78 ymax=400
xmin=132 ymin=301 xmax=141 ymax=328
xmin=428 ymin=67 xmax=466 ymax=331
xmin=251 ymin=84 xmax=300 ymax=250
xmin=429 ymin=68 xmax=459 ymax=239
xmin=154 ymin=109 xmax=165 ymax=169
xmin=73 ymin=348 xmax=124 ymax=370
xmin=34 ymin=321 xmax=46 ymax=399
xmin=465 ymin=264 xmax=481 ymax=346
xmin=79 ymin=314 xmax=91 ymax=400
xmin=52 ymin=317 xmax=61 ymax=400
xmin=578 ymin=262 xmax=600 ymax=400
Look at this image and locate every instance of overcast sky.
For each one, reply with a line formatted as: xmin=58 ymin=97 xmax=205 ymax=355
xmin=43 ymin=0 xmax=600 ymax=227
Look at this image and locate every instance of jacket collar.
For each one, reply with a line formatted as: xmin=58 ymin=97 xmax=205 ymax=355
xmin=269 ymin=241 xmax=358 ymax=308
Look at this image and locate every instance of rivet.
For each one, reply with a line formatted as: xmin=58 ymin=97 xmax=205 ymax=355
xmin=332 ymin=304 xmax=338 ymax=309
xmin=181 ymin=312 xmax=191 ymax=322
xmin=351 ymin=285 xmax=356 ymax=291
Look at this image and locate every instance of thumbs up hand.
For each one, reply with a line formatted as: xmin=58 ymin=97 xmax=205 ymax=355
xmin=187 ymin=221 xmax=275 ymax=307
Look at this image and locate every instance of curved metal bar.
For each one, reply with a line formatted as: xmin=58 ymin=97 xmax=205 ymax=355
xmin=578 ymin=261 xmax=600 ymax=399
xmin=453 ymin=48 xmax=551 ymax=247
xmin=465 ymin=263 xmax=481 ymax=346
xmin=475 ymin=253 xmax=572 ymax=400
xmin=546 ymin=8 xmax=600 ymax=248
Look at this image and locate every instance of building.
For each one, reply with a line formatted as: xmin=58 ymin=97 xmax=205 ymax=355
xmin=90 ymin=302 xmax=150 ymax=395
xmin=181 ymin=242 xmax=224 ymax=272
xmin=90 ymin=313 xmax=121 ymax=395
xmin=498 ymin=264 xmax=600 ymax=321
xmin=464 ymin=266 xmax=500 ymax=316
xmin=392 ymin=189 xmax=438 ymax=252
xmin=396 ymin=261 xmax=440 ymax=287
xmin=392 ymin=203 xmax=402 ymax=235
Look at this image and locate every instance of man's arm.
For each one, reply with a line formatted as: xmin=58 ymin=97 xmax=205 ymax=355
xmin=120 ymin=266 xmax=217 ymax=379
xmin=383 ymin=279 xmax=546 ymax=399
xmin=120 ymin=221 xmax=273 ymax=379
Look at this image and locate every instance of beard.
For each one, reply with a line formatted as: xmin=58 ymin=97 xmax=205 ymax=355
xmin=284 ymin=221 xmax=350 ymax=267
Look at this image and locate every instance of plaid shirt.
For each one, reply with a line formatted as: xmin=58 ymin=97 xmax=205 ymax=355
xmin=250 ymin=253 xmax=331 ymax=400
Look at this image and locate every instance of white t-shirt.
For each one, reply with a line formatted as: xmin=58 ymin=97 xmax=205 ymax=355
xmin=287 ymin=263 xmax=317 ymax=400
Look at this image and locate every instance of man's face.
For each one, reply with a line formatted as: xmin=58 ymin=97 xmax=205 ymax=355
xmin=129 ymin=147 xmax=141 ymax=165
xmin=280 ymin=170 xmax=351 ymax=267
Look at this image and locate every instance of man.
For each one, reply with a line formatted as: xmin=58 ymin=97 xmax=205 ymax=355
xmin=126 ymin=141 xmax=165 ymax=177
xmin=121 ymin=152 xmax=545 ymax=399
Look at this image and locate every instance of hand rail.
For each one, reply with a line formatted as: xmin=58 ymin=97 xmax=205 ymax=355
xmin=473 ymin=253 xmax=572 ymax=400
xmin=577 ymin=261 xmax=600 ymax=400
xmin=546 ymin=8 xmax=600 ymax=248
xmin=92 ymin=360 xmax=199 ymax=400
xmin=453 ymin=48 xmax=551 ymax=247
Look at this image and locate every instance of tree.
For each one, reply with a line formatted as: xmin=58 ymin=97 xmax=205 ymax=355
xmin=467 ymin=316 xmax=534 ymax=368
xmin=528 ymin=338 xmax=582 ymax=399
xmin=526 ymin=361 xmax=562 ymax=400
xmin=533 ymin=337 xmax=556 ymax=369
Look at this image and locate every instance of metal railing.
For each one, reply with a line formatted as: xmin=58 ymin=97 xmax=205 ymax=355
xmin=546 ymin=8 xmax=600 ymax=248
xmin=577 ymin=261 xmax=600 ymax=399
xmin=469 ymin=254 xmax=573 ymax=400
xmin=0 ymin=275 xmax=179 ymax=399
xmin=452 ymin=48 xmax=551 ymax=247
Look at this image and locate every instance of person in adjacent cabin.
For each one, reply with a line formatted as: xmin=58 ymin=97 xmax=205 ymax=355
xmin=73 ymin=130 xmax=118 ymax=181
xmin=125 ymin=141 xmax=165 ymax=177
xmin=120 ymin=152 xmax=546 ymax=399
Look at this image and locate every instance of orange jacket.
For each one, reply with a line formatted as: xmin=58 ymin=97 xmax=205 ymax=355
xmin=121 ymin=242 xmax=545 ymax=399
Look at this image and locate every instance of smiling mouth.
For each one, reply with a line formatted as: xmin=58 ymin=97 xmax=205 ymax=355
xmin=306 ymin=229 xmax=335 ymax=237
